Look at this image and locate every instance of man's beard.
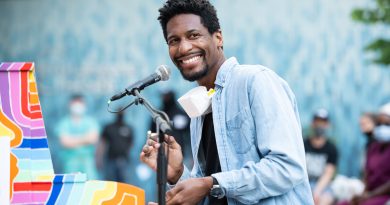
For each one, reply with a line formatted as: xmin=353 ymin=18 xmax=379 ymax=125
xmin=179 ymin=65 xmax=209 ymax=82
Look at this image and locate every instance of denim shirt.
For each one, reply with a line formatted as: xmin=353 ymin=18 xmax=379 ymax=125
xmin=173 ymin=57 xmax=314 ymax=205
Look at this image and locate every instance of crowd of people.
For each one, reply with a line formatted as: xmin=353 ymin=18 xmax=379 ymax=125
xmin=55 ymin=92 xmax=192 ymax=184
xmin=304 ymin=104 xmax=390 ymax=205
xmin=55 ymin=93 xmax=390 ymax=205
xmin=303 ymin=105 xmax=390 ymax=205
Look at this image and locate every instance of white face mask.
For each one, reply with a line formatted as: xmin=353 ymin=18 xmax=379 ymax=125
xmin=70 ymin=102 xmax=86 ymax=116
xmin=373 ymin=125 xmax=390 ymax=142
xmin=178 ymin=86 xmax=215 ymax=118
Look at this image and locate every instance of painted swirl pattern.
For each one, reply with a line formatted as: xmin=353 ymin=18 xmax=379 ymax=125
xmin=0 ymin=62 xmax=144 ymax=205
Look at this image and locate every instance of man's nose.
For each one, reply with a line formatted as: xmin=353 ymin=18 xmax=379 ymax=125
xmin=178 ymin=39 xmax=192 ymax=54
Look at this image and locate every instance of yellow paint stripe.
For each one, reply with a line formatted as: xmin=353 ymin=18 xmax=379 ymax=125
xmin=35 ymin=175 xmax=55 ymax=181
xmin=0 ymin=121 xmax=13 ymax=138
xmin=91 ymin=181 xmax=117 ymax=204
xmin=0 ymin=109 xmax=22 ymax=147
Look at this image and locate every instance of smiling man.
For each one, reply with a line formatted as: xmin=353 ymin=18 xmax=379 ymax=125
xmin=140 ymin=0 xmax=314 ymax=204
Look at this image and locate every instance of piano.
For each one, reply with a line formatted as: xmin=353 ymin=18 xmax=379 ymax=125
xmin=0 ymin=62 xmax=145 ymax=205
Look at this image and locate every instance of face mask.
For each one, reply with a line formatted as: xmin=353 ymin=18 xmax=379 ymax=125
xmin=373 ymin=125 xmax=390 ymax=142
xmin=70 ymin=102 xmax=86 ymax=116
xmin=313 ymin=127 xmax=329 ymax=138
xmin=178 ymin=86 xmax=215 ymax=118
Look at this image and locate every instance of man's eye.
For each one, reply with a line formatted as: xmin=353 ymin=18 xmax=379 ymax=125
xmin=189 ymin=33 xmax=200 ymax=39
xmin=168 ymin=39 xmax=179 ymax=45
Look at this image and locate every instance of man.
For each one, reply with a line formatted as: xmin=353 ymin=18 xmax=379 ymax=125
xmin=304 ymin=109 xmax=338 ymax=205
xmin=96 ymin=111 xmax=134 ymax=182
xmin=140 ymin=0 xmax=313 ymax=204
xmin=56 ymin=94 xmax=100 ymax=179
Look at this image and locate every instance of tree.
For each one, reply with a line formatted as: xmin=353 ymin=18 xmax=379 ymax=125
xmin=351 ymin=0 xmax=390 ymax=66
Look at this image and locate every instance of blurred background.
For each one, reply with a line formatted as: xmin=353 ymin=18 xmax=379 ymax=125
xmin=1 ymin=0 xmax=389 ymax=203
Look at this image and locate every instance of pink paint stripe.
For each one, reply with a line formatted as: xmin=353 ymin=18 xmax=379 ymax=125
xmin=9 ymin=72 xmax=44 ymax=128
xmin=0 ymin=62 xmax=12 ymax=71
xmin=8 ymin=62 xmax=25 ymax=71
xmin=11 ymin=192 xmax=50 ymax=203
xmin=9 ymin=72 xmax=31 ymax=127
xmin=31 ymin=128 xmax=47 ymax=137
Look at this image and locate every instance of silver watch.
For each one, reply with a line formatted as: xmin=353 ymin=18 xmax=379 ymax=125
xmin=210 ymin=177 xmax=225 ymax=199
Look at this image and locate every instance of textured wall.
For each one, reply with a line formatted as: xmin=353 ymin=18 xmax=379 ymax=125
xmin=1 ymin=0 xmax=389 ymax=201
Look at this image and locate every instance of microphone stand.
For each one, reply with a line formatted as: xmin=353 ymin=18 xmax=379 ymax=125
xmin=133 ymin=89 xmax=171 ymax=205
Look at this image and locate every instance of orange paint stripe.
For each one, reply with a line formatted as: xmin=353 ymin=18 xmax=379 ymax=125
xmin=0 ymin=109 xmax=22 ymax=147
xmin=29 ymin=82 xmax=37 ymax=92
xmin=10 ymin=154 xmax=19 ymax=199
xmin=21 ymin=72 xmax=42 ymax=119
xmin=30 ymin=94 xmax=39 ymax=104
xmin=102 ymin=183 xmax=145 ymax=205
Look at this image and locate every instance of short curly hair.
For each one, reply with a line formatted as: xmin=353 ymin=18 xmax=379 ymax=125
xmin=158 ymin=0 xmax=221 ymax=42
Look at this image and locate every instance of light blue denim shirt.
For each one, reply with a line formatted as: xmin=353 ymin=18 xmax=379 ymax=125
xmin=173 ymin=57 xmax=314 ymax=205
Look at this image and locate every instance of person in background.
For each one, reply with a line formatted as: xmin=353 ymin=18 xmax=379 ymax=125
xmin=351 ymin=103 xmax=390 ymax=205
xmin=56 ymin=94 xmax=100 ymax=179
xmin=304 ymin=108 xmax=338 ymax=205
xmin=359 ymin=113 xmax=377 ymax=148
xmin=96 ymin=111 xmax=134 ymax=182
xmin=149 ymin=90 xmax=191 ymax=167
xmin=340 ymin=103 xmax=390 ymax=205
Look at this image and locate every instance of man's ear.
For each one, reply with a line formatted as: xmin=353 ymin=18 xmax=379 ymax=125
xmin=214 ymin=29 xmax=224 ymax=48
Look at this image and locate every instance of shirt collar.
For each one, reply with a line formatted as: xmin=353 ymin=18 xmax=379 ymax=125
xmin=214 ymin=57 xmax=238 ymax=88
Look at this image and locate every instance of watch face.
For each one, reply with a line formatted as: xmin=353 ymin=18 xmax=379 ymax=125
xmin=210 ymin=185 xmax=225 ymax=199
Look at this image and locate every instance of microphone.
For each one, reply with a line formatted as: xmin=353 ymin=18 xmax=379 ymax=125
xmin=110 ymin=65 xmax=171 ymax=102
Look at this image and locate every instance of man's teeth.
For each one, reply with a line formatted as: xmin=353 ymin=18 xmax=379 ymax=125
xmin=182 ymin=55 xmax=201 ymax=64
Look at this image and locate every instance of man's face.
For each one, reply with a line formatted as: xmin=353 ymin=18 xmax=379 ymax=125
xmin=166 ymin=14 xmax=223 ymax=82
xmin=311 ymin=118 xmax=329 ymax=137
xmin=312 ymin=118 xmax=329 ymax=129
xmin=69 ymin=99 xmax=86 ymax=116
xmin=360 ymin=115 xmax=375 ymax=133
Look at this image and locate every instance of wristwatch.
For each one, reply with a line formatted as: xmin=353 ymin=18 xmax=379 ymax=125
xmin=210 ymin=176 xmax=225 ymax=199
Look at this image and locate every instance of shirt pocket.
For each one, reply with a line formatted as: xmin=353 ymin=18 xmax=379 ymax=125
xmin=226 ymin=107 xmax=255 ymax=154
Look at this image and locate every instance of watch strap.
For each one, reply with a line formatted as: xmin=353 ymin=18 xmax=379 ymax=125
xmin=212 ymin=176 xmax=219 ymax=185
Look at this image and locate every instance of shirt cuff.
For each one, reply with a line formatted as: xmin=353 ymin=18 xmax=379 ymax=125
xmin=211 ymin=171 xmax=236 ymax=197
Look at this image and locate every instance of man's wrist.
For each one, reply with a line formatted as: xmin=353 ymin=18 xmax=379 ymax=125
xmin=203 ymin=176 xmax=214 ymax=191
xmin=198 ymin=176 xmax=213 ymax=198
xmin=168 ymin=164 xmax=184 ymax=184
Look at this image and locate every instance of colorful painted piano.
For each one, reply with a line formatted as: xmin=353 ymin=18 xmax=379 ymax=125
xmin=0 ymin=62 xmax=145 ymax=205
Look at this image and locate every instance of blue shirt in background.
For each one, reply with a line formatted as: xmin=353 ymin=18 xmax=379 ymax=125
xmin=56 ymin=116 xmax=100 ymax=180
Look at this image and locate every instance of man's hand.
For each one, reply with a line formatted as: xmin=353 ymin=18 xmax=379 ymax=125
xmin=140 ymin=133 xmax=184 ymax=184
xmin=165 ymin=177 xmax=213 ymax=205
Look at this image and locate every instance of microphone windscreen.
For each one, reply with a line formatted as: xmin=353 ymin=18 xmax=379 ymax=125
xmin=156 ymin=65 xmax=171 ymax=81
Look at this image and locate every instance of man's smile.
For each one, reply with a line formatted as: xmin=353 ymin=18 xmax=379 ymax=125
xmin=182 ymin=55 xmax=201 ymax=64
xmin=176 ymin=53 xmax=204 ymax=68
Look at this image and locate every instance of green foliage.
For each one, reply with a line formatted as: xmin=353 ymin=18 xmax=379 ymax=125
xmin=352 ymin=0 xmax=390 ymax=66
